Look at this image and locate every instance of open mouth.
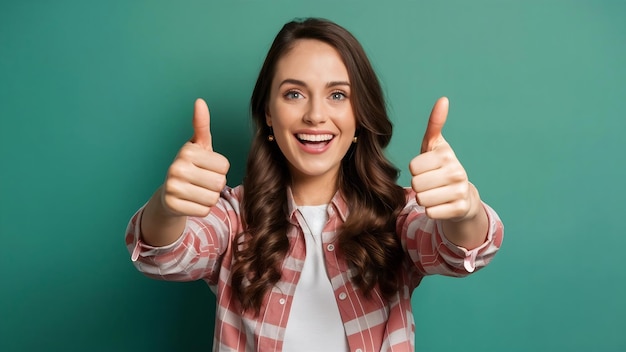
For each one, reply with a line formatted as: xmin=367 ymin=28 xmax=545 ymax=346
xmin=295 ymin=133 xmax=334 ymax=147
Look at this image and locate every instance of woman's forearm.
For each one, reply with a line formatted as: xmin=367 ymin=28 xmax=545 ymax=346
xmin=140 ymin=186 xmax=188 ymax=247
xmin=441 ymin=184 xmax=489 ymax=250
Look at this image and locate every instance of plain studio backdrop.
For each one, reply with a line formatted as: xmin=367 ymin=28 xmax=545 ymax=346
xmin=1 ymin=1 xmax=624 ymax=351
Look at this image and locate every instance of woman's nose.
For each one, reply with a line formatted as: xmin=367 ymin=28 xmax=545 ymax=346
xmin=303 ymin=96 xmax=327 ymax=125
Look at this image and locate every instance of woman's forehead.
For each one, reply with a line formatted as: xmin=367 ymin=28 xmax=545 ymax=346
xmin=272 ymin=39 xmax=350 ymax=86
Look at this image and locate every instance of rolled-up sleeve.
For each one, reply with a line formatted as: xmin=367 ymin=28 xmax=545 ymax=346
xmin=398 ymin=189 xmax=504 ymax=277
xmin=125 ymin=186 xmax=242 ymax=284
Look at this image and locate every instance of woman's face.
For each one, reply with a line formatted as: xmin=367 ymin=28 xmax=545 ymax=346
xmin=266 ymin=39 xmax=356 ymax=188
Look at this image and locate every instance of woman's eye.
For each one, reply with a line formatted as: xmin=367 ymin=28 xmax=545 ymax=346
xmin=284 ymin=91 xmax=302 ymax=99
xmin=331 ymin=92 xmax=347 ymax=100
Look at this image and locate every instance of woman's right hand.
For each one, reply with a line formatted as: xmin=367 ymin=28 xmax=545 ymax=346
xmin=160 ymin=98 xmax=230 ymax=218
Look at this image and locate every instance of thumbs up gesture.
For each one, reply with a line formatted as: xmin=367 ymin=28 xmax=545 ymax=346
xmin=161 ymin=99 xmax=230 ymax=217
xmin=409 ymin=97 xmax=480 ymax=222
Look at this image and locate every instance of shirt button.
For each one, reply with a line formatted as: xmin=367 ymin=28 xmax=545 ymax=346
xmin=327 ymin=244 xmax=335 ymax=251
xmin=355 ymin=349 xmax=363 ymax=352
xmin=279 ymin=298 xmax=286 ymax=305
xmin=338 ymin=292 xmax=347 ymax=300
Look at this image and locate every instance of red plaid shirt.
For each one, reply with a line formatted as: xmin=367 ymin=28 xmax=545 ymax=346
xmin=126 ymin=186 xmax=503 ymax=351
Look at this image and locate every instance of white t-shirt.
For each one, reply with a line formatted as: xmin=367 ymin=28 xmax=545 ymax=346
xmin=282 ymin=205 xmax=349 ymax=352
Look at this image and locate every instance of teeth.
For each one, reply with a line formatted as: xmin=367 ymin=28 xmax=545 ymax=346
xmin=296 ymin=133 xmax=333 ymax=142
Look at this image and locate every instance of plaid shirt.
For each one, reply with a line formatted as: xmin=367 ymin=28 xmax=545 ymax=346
xmin=126 ymin=186 xmax=503 ymax=351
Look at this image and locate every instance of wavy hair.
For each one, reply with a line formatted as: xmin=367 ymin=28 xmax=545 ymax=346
xmin=232 ymin=18 xmax=406 ymax=314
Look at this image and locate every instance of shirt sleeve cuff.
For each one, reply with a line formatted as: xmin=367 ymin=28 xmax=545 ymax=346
xmin=437 ymin=202 xmax=499 ymax=273
xmin=129 ymin=207 xmax=187 ymax=262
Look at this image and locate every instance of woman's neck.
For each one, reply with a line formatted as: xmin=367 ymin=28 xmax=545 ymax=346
xmin=290 ymin=171 xmax=338 ymax=206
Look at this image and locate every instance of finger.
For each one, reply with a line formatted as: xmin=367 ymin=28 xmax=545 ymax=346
xmin=168 ymin=153 xmax=229 ymax=189
xmin=162 ymin=197 xmax=213 ymax=218
xmin=192 ymin=152 xmax=230 ymax=175
xmin=414 ymin=183 xmax=469 ymax=208
xmin=421 ymin=96 xmax=449 ymax=153
xmin=177 ymin=143 xmax=230 ymax=174
xmin=409 ymin=140 xmax=453 ymax=176
xmin=191 ymin=98 xmax=212 ymax=151
xmin=422 ymin=200 xmax=471 ymax=221
xmin=166 ymin=181 xmax=222 ymax=207
xmin=410 ymin=160 xmax=467 ymax=193
xmin=179 ymin=168 xmax=228 ymax=193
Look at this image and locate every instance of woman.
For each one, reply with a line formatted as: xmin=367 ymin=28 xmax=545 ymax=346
xmin=126 ymin=18 xmax=503 ymax=351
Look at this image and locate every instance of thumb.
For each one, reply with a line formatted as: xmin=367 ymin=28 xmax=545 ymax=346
xmin=191 ymin=98 xmax=212 ymax=151
xmin=420 ymin=96 xmax=449 ymax=153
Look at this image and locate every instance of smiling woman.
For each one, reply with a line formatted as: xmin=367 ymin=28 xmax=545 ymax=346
xmin=266 ymin=39 xmax=357 ymax=202
xmin=125 ymin=18 xmax=503 ymax=351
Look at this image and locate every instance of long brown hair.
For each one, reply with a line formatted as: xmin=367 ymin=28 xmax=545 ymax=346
xmin=232 ymin=18 xmax=406 ymax=314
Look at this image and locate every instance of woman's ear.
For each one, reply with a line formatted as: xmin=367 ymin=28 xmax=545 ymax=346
xmin=265 ymin=108 xmax=272 ymax=127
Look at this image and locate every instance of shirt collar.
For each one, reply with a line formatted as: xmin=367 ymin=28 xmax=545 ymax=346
xmin=286 ymin=186 xmax=349 ymax=223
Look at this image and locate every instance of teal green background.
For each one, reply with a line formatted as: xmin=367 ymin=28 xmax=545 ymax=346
xmin=1 ymin=1 xmax=625 ymax=351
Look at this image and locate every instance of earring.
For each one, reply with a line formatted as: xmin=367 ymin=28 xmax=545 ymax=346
xmin=352 ymin=136 xmax=358 ymax=143
xmin=267 ymin=127 xmax=275 ymax=142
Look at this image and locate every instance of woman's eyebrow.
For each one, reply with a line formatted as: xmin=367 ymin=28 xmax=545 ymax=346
xmin=326 ymin=81 xmax=350 ymax=88
xmin=279 ymin=78 xmax=307 ymax=88
xmin=278 ymin=79 xmax=351 ymax=88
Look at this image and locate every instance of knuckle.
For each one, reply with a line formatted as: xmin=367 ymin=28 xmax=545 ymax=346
xmin=414 ymin=193 xmax=421 ymax=206
xmin=162 ymin=193 xmax=173 ymax=206
xmin=162 ymin=178 xmax=175 ymax=193
xmin=197 ymin=206 xmax=211 ymax=218
xmin=449 ymin=168 xmax=467 ymax=182
xmin=164 ymin=179 xmax=182 ymax=197
xmin=440 ymin=149 xmax=455 ymax=163
xmin=408 ymin=159 xmax=418 ymax=175
xmin=218 ymin=176 xmax=227 ymax=190
xmin=452 ymin=184 xmax=468 ymax=199
xmin=411 ymin=178 xmax=420 ymax=193
xmin=208 ymin=153 xmax=229 ymax=174
xmin=178 ymin=146 xmax=195 ymax=160
xmin=220 ymin=156 xmax=231 ymax=172
xmin=168 ymin=160 xmax=188 ymax=178
xmin=162 ymin=196 xmax=181 ymax=214
xmin=453 ymin=200 xmax=470 ymax=217
xmin=424 ymin=207 xmax=437 ymax=219
xmin=208 ymin=192 xmax=221 ymax=207
xmin=460 ymin=181 xmax=470 ymax=194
